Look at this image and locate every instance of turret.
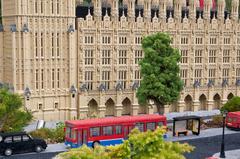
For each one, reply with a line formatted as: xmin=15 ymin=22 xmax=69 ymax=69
xmin=94 ymin=0 xmax=102 ymax=21
xmin=232 ymin=0 xmax=239 ymax=21
xmin=189 ymin=0 xmax=197 ymax=21
xmin=218 ymin=0 xmax=226 ymax=21
xmin=112 ymin=0 xmax=119 ymax=21
xmin=144 ymin=0 xmax=151 ymax=22
xmin=159 ymin=0 xmax=167 ymax=20
xmin=174 ymin=0 xmax=184 ymax=21
xmin=204 ymin=0 xmax=212 ymax=21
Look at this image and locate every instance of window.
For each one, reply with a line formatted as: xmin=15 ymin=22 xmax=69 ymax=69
xmin=118 ymin=71 xmax=127 ymax=89
xmin=158 ymin=122 xmax=164 ymax=127
xmin=195 ymin=37 xmax=203 ymax=44
xmin=103 ymin=126 xmax=113 ymax=136
xmin=119 ymin=50 xmax=127 ymax=65
xmin=209 ymin=50 xmax=217 ymax=63
xmin=71 ymin=130 xmax=76 ymax=139
xmin=13 ymin=136 xmax=22 ymax=142
xmin=84 ymin=50 xmax=93 ymax=65
xmin=210 ymin=37 xmax=217 ymax=44
xmin=57 ymin=0 xmax=60 ymax=14
xmin=115 ymin=126 xmax=122 ymax=135
xmin=180 ymin=69 xmax=188 ymax=86
xmin=119 ymin=36 xmax=127 ymax=44
xmin=222 ymin=68 xmax=230 ymax=81
xmin=135 ymin=123 xmax=144 ymax=132
xmin=135 ymin=37 xmax=142 ymax=44
xmin=237 ymin=50 xmax=240 ymax=63
xmin=209 ymin=69 xmax=216 ymax=84
xmin=90 ymin=127 xmax=100 ymax=137
xmin=36 ymin=69 xmax=39 ymax=89
xmin=102 ymin=71 xmax=110 ymax=90
xmin=35 ymin=33 xmax=38 ymax=57
xmin=236 ymin=68 xmax=240 ymax=80
xmin=22 ymin=135 xmax=30 ymax=141
xmin=41 ymin=69 xmax=44 ymax=89
xmin=134 ymin=70 xmax=141 ymax=84
xmin=180 ymin=50 xmax=188 ymax=63
xmin=146 ymin=122 xmax=156 ymax=131
xmin=135 ymin=50 xmax=143 ymax=64
xmin=57 ymin=33 xmax=60 ymax=57
xmin=102 ymin=36 xmax=111 ymax=44
xmin=40 ymin=0 xmax=43 ymax=13
xmin=66 ymin=127 xmax=71 ymax=138
xmin=194 ymin=69 xmax=202 ymax=85
xmin=52 ymin=69 xmax=55 ymax=89
xmin=85 ymin=71 xmax=93 ymax=90
xmin=223 ymin=50 xmax=230 ymax=63
xmin=195 ymin=50 xmax=203 ymax=63
xmin=181 ymin=37 xmax=188 ymax=44
xmin=223 ymin=37 xmax=231 ymax=44
xmin=102 ymin=50 xmax=111 ymax=65
xmin=57 ymin=69 xmax=60 ymax=88
xmin=38 ymin=103 xmax=43 ymax=110
xmin=4 ymin=137 xmax=12 ymax=143
xmin=35 ymin=1 xmax=38 ymax=13
xmin=85 ymin=36 xmax=94 ymax=44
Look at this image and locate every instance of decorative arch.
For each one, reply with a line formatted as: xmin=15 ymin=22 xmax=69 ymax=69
xmin=122 ymin=98 xmax=132 ymax=115
xmin=213 ymin=94 xmax=221 ymax=109
xmin=87 ymin=99 xmax=99 ymax=118
xmin=184 ymin=95 xmax=193 ymax=111
xmin=227 ymin=93 xmax=234 ymax=100
xmin=105 ymin=98 xmax=115 ymax=117
xmin=199 ymin=94 xmax=207 ymax=111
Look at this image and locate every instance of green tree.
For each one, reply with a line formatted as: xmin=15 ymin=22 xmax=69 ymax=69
xmin=57 ymin=128 xmax=193 ymax=159
xmin=221 ymin=96 xmax=240 ymax=112
xmin=137 ymin=33 xmax=183 ymax=114
xmin=0 ymin=89 xmax=32 ymax=132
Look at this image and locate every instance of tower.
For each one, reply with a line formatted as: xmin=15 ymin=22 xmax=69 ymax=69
xmin=159 ymin=0 xmax=167 ymax=20
xmin=232 ymin=0 xmax=239 ymax=22
xmin=1 ymin=0 xmax=77 ymax=120
xmin=189 ymin=0 xmax=197 ymax=20
xmin=204 ymin=0 xmax=212 ymax=20
xmin=218 ymin=0 xmax=226 ymax=21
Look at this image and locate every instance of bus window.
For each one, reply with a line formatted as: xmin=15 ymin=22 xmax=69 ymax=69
xmin=103 ymin=126 xmax=113 ymax=136
xmin=135 ymin=123 xmax=144 ymax=132
xmin=71 ymin=129 xmax=76 ymax=139
xmin=77 ymin=131 xmax=82 ymax=145
xmin=90 ymin=127 xmax=100 ymax=137
xmin=146 ymin=122 xmax=156 ymax=131
xmin=83 ymin=129 xmax=88 ymax=144
xmin=66 ymin=127 xmax=71 ymax=138
xmin=115 ymin=125 xmax=122 ymax=135
xmin=158 ymin=122 xmax=164 ymax=127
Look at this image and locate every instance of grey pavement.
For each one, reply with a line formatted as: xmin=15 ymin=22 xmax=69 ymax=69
xmin=213 ymin=150 xmax=240 ymax=159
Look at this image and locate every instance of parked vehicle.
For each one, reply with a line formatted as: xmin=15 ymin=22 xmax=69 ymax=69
xmin=65 ymin=114 xmax=167 ymax=148
xmin=0 ymin=132 xmax=47 ymax=156
xmin=226 ymin=111 xmax=240 ymax=130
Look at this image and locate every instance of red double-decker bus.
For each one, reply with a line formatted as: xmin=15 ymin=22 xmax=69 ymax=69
xmin=65 ymin=114 xmax=167 ymax=148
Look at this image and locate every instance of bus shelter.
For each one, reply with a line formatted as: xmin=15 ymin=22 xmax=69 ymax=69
xmin=173 ymin=116 xmax=201 ymax=137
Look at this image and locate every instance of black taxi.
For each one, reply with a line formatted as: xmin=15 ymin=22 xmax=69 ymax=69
xmin=0 ymin=132 xmax=47 ymax=156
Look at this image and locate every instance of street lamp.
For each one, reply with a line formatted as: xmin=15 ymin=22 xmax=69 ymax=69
xmin=220 ymin=110 xmax=228 ymax=158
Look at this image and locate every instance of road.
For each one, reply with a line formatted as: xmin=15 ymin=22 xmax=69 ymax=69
xmin=1 ymin=132 xmax=240 ymax=159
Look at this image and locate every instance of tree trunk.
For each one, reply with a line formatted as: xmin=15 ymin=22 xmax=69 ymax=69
xmin=155 ymin=100 xmax=164 ymax=115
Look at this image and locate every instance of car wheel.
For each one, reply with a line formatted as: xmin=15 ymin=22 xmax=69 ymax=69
xmin=35 ymin=145 xmax=43 ymax=153
xmin=4 ymin=148 xmax=12 ymax=156
xmin=92 ymin=141 xmax=100 ymax=148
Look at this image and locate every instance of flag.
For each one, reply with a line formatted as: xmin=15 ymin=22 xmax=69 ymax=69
xmin=212 ymin=0 xmax=216 ymax=10
xmin=200 ymin=0 xmax=204 ymax=9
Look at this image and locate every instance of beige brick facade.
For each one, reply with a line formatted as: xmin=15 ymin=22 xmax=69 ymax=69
xmin=0 ymin=0 xmax=240 ymax=121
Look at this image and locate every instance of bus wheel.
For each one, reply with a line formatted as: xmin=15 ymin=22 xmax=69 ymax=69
xmin=92 ymin=141 xmax=100 ymax=148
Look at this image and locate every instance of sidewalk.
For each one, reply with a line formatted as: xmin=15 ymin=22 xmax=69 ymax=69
xmin=212 ymin=149 xmax=240 ymax=159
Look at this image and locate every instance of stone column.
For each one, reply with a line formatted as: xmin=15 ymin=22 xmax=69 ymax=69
xmin=132 ymin=91 xmax=139 ymax=116
xmin=79 ymin=93 xmax=88 ymax=119
xmin=99 ymin=91 xmax=106 ymax=118
xmin=207 ymin=100 xmax=214 ymax=111
xmin=178 ymin=101 xmax=185 ymax=112
xmin=162 ymin=104 xmax=170 ymax=114
xmin=115 ymin=91 xmax=123 ymax=116
xmin=193 ymin=100 xmax=200 ymax=112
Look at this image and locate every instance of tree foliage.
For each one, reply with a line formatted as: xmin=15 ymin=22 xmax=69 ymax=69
xmin=221 ymin=96 xmax=240 ymax=112
xmin=57 ymin=128 xmax=193 ymax=159
xmin=137 ymin=32 xmax=183 ymax=113
xmin=0 ymin=89 xmax=32 ymax=132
